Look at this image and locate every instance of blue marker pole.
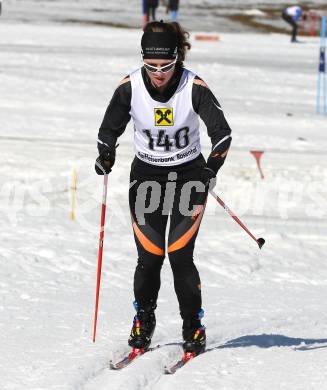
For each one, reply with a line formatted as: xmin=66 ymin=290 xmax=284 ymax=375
xmin=316 ymin=16 xmax=326 ymax=114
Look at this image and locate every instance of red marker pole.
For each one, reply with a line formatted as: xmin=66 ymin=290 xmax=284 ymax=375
xmin=250 ymin=150 xmax=265 ymax=179
xmin=210 ymin=190 xmax=265 ymax=249
xmin=93 ymin=174 xmax=109 ymax=342
xmin=310 ymin=11 xmax=315 ymax=37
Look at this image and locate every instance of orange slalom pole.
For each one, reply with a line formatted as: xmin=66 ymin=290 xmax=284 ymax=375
xmin=310 ymin=11 xmax=315 ymax=37
xmin=250 ymin=150 xmax=265 ymax=179
xmin=209 ymin=190 xmax=265 ymax=249
xmin=93 ymin=174 xmax=109 ymax=342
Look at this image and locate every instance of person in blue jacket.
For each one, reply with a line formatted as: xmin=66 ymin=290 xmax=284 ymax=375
xmin=282 ymin=6 xmax=303 ymax=42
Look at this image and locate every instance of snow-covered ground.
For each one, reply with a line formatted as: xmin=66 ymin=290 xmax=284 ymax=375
xmin=1 ymin=0 xmax=327 ymax=32
xmin=1 ymin=14 xmax=327 ymax=390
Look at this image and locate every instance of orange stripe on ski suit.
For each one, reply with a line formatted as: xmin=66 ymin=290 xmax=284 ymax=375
xmin=168 ymin=206 xmax=205 ymax=253
xmin=132 ymin=222 xmax=164 ymax=256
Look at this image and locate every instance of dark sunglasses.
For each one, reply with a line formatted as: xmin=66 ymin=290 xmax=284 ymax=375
xmin=143 ymin=59 xmax=177 ymax=74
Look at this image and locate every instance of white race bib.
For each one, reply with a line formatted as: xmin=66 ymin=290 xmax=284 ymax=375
xmin=129 ymin=68 xmax=201 ymax=166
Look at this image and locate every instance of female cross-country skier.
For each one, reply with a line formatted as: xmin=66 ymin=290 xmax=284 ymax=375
xmin=95 ymin=21 xmax=232 ymax=357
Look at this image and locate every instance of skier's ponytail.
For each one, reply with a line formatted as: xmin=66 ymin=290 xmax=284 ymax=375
xmin=143 ymin=21 xmax=191 ymax=67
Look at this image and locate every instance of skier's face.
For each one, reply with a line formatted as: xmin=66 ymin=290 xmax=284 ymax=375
xmin=143 ymin=59 xmax=176 ymax=89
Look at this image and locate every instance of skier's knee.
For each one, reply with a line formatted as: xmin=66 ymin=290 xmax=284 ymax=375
xmin=168 ymin=252 xmax=195 ymax=277
xmin=136 ymin=256 xmax=164 ymax=274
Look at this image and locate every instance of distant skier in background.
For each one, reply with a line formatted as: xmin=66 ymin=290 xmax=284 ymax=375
xmin=142 ymin=0 xmax=149 ymax=26
xmin=146 ymin=0 xmax=159 ymax=21
xmin=168 ymin=0 xmax=179 ymax=21
xmin=282 ymin=5 xmax=303 ymax=42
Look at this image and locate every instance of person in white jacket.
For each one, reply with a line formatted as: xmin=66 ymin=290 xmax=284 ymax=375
xmin=282 ymin=6 xmax=303 ymax=42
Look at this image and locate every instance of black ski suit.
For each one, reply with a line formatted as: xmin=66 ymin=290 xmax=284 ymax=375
xmin=98 ymin=65 xmax=232 ymax=321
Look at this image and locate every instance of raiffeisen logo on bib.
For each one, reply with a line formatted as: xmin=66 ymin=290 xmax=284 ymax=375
xmin=154 ymin=108 xmax=174 ymax=126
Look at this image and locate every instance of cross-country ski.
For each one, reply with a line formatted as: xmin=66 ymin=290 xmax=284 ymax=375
xmin=109 ymin=348 xmax=146 ymax=370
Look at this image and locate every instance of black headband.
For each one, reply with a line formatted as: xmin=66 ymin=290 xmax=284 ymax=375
xmin=141 ymin=32 xmax=178 ymax=59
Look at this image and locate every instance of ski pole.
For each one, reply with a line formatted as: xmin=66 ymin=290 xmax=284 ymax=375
xmin=93 ymin=173 xmax=109 ymax=342
xmin=209 ymin=190 xmax=265 ymax=249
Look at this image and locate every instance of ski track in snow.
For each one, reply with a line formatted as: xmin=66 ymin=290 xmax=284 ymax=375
xmin=1 ymin=14 xmax=327 ymax=390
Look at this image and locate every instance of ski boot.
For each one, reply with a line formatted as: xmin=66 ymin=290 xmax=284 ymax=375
xmin=182 ymin=309 xmax=206 ymax=356
xmin=128 ymin=301 xmax=156 ymax=351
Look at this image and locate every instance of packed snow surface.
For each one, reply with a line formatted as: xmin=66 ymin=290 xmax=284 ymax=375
xmin=2 ymin=0 xmax=327 ymax=32
xmin=1 ymin=14 xmax=327 ymax=390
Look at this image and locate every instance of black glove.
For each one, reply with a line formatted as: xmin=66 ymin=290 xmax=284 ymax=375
xmin=200 ymin=167 xmax=217 ymax=190
xmin=95 ymin=149 xmax=116 ymax=175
